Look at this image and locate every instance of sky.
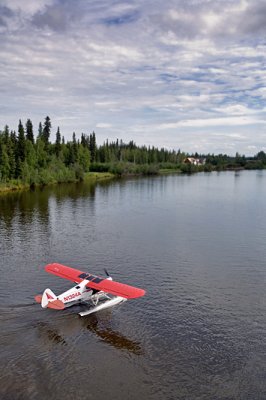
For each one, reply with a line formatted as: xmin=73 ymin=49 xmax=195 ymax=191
xmin=0 ymin=0 xmax=265 ymax=155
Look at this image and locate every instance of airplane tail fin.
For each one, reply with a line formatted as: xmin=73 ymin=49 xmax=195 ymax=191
xmin=41 ymin=288 xmax=65 ymax=310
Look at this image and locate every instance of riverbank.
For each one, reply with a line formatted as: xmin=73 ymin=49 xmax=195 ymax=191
xmin=2 ymin=163 xmax=265 ymax=196
xmin=0 ymin=171 xmax=115 ymax=195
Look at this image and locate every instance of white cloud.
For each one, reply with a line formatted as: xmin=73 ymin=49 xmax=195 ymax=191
xmin=156 ymin=116 xmax=264 ymax=130
xmin=1 ymin=0 xmax=53 ymax=15
xmin=0 ymin=0 xmax=265 ymax=155
xmin=96 ymin=123 xmax=112 ymax=128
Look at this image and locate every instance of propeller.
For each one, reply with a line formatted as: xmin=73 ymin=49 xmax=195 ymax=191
xmin=104 ymin=268 xmax=113 ymax=280
xmin=104 ymin=268 xmax=110 ymax=277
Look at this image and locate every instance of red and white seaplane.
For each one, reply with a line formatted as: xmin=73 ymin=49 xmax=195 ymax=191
xmin=35 ymin=263 xmax=145 ymax=316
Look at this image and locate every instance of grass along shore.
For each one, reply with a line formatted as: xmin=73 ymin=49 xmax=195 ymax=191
xmin=0 ymin=171 xmax=115 ymax=195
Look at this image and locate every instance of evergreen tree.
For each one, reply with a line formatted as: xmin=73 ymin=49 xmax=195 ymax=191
xmin=42 ymin=116 xmax=51 ymax=145
xmin=72 ymin=132 xmax=78 ymax=162
xmin=55 ymin=127 xmax=61 ymax=157
xmin=81 ymin=133 xmax=87 ymax=147
xmin=65 ymin=142 xmax=75 ymax=165
xmin=7 ymin=131 xmax=16 ymax=179
xmin=17 ymin=119 xmax=26 ymax=163
xmin=38 ymin=122 xmax=43 ymax=139
xmin=0 ymin=143 xmax=10 ymax=181
xmin=89 ymin=131 xmax=96 ymax=162
xmin=3 ymin=125 xmax=9 ymax=143
xmin=26 ymin=119 xmax=34 ymax=143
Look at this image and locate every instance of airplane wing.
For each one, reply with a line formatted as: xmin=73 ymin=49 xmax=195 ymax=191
xmin=45 ymin=263 xmax=146 ymax=299
xmin=45 ymin=263 xmax=84 ymax=283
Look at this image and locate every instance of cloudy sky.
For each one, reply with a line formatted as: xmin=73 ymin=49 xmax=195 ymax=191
xmin=0 ymin=0 xmax=265 ymax=155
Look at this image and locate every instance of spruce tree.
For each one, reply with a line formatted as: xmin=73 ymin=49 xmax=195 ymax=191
xmin=38 ymin=122 xmax=43 ymax=139
xmin=26 ymin=119 xmax=34 ymax=143
xmin=15 ymin=120 xmax=26 ymax=178
xmin=42 ymin=116 xmax=51 ymax=145
xmin=55 ymin=126 xmax=61 ymax=157
xmin=0 ymin=143 xmax=10 ymax=181
xmin=6 ymin=130 xmax=16 ymax=179
xmin=3 ymin=125 xmax=9 ymax=143
xmin=81 ymin=133 xmax=90 ymax=148
xmin=17 ymin=119 xmax=26 ymax=162
xmin=72 ymin=132 xmax=78 ymax=162
xmin=89 ymin=131 xmax=96 ymax=162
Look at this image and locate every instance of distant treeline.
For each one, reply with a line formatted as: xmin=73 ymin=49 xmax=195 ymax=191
xmin=0 ymin=116 xmax=265 ymax=188
xmin=181 ymin=151 xmax=266 ymax=173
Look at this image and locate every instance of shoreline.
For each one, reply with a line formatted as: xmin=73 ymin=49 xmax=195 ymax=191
xmin=0 ymin=172 xmax=115 ymax=196
xmin=0 ymin=169 xmax=182 ymax=195
xmin=0 ymin=166 xmax=264 ymax=196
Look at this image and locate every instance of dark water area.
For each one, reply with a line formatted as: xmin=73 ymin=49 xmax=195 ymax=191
xmin=1 ymin=170 xmax=266 ymax=400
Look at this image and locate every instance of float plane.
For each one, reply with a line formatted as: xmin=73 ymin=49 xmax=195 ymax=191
xmin=35 ymin=263 xmax=145 ymax=316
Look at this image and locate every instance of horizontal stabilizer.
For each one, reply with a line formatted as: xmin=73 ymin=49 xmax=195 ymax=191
xmin=35 ymin=295 xmax=42 ymax=304
xmin=41 ymin=288 xmax=65 ymax=310
xmin=46 ymin=299 xmax=65 ymax=310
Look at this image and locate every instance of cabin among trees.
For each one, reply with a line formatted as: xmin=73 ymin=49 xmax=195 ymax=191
xmin=183 ymin=157 xmax=206 ymax=166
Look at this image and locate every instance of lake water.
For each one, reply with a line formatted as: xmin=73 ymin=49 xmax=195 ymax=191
xmin=0 ymin=170 xmax=266 ymax=400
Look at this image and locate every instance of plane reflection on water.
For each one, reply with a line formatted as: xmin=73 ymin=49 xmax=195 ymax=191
xmin=36 ymin=321 xmax=68 ymax=346
xmin=35 ymin=311 xmax=143 ymax=356
xmin=83 ymin=314 xmax=143 ymax=355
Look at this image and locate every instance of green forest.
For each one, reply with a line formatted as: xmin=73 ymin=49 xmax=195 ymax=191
xmin=0 ymin=116 xmax=266 ymax=192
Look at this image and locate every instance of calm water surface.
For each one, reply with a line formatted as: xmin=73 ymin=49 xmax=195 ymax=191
xmin=0 ymin=171 xmax=266 ymax=400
